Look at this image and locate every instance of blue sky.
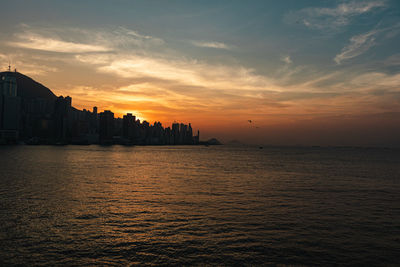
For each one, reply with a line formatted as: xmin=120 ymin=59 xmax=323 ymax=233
xmin=0 ymin=0 xmax=399 ymax=145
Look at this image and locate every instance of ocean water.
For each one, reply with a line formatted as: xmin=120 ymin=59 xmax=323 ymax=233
xmin=0 ymin=145 xmax=399 ymax=266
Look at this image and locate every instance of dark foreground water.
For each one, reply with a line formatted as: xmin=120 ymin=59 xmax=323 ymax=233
xmin=0 ymin=145 xmax=399 ymax=266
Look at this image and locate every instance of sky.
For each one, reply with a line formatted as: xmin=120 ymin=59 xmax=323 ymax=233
xmin=0 ymin=0 xmax=399 ymax=146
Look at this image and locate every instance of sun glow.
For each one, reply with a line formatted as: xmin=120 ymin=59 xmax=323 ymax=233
xmin=117 ymin=110 xmax=147 ymax=123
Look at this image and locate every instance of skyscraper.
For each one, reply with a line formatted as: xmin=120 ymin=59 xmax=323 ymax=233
xmin=123 ymin=113 xmax=136 ymax=141
xmin=172 ymin=123 xmax=180 ymax=145
xmin=99 ymin=110 xmax=114 ymax=143
xmin=53 ymin=96 xmax=71 ymax=143
xmin=0 ymin=72 xmax=20 ymax=143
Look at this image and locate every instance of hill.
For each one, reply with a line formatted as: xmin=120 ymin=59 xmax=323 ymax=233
xmin=199 ymin=138 xmax=222 ymax=145
xmin=0 ymin=71 xmax=57 ymax=101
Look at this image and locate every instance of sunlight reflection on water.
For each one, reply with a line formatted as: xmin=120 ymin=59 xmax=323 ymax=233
xmin=0 ymin=145 xmax=399 ymax=265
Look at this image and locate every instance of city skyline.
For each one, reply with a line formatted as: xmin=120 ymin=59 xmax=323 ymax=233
xmin=1 ymin=0 xmax=400 ymax=146
xmin=0 ymin=70 xmax=200 ymax=145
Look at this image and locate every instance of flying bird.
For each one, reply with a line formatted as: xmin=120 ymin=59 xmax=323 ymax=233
xmin=247 ymin=119 xmax=260 ymax=129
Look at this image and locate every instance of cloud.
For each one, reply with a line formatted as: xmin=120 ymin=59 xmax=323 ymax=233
xmin=7 ymin=25 xmax=164 ymax=54
xmin=0 ymin=52 xmax=58 ymax=75
xmin=5 ymin=24 xmax=399 ymax=127
xmin=190 ymin=40 xmax=232 ymax=50
xmin=384 ymin=54 xmax=400 ymax=66
xmin=10 ymin=32 xmax=111 ymax=53
xmin=281 ymin=55 xmax=292 ymax=64
xmin=74 ymin=46 xmax=400 ymax=116
xmin=351 ymin=72 xmax=400 ymax=88
xmin=0 ymin=54 xmax=8 ymax=69
xmin=15 ymin=62 xmax=58 ymax=76
xmin=103 ymin=27 xmax=165 ymax=49
xmin=116 ymin=27 xmax=164 ymax=45
xmin=73 ymin=50 xmax=400 ymax=122
xmin=76 ymin=53 xmax=279 ymax=92
xmin=334 ymin=23 xmax=400 ymax=64
xmin=285 ymin=1 xmax=386 ymax=31
xmin=334 ymin=29 xmax=378 ymax=64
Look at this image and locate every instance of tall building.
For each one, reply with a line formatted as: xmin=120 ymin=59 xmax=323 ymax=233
xmin=89 ymin=106 xmax=98 ymax=135
xmin=53 ymin=96 xmax=72 ymax=142
xmin=188 ymin=123 xmax=193 ymax=144
xmin=1 ymin=71 xmax=17 ymax=97
xmin=181 ymin=123 xmax=188 ymax=144
xmin=0 ymin=72 xmax=21 ymax=143
xmin=99 ymin=110 xmax=114 ymax=143
xmin=123 ymin=113 xmax=136 ymax=141
xmin=172 ymin=123 xmax=180 ymax=145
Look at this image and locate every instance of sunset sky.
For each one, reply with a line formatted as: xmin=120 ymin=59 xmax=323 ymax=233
xmin=1 ymin=0 xmax=399 ymax=146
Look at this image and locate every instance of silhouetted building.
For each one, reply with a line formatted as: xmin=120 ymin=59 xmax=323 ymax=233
xmin=123 ymin=113 xmax=136 ymax=142
xmin=99 ymin=110 xmax=114 ymax=143
xmin=172 ymin=123 xmax=180 ymax=145
xmin=188 ymin=123 xmax=193 ymax=144
xmin=0 ymin=72 xmax=21 ymax=143
xmin=0 ymin=71 xmax=200 ymax=146
xmin=88 ymin=106 xmax=99 ymax=139
xmin=53 ymin=96 xmax=71 ymax=143
xmin=1 ymin=72 xmax=17 ymax=97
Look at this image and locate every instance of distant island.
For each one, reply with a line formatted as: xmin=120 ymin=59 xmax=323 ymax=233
xmin=0 ymin=70 xmax=216 ymax=146
xmin=199 ymin=138 xmax=222 ymax=146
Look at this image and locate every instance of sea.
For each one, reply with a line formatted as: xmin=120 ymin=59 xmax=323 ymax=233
xmin=0 ymin=145 xmax=399 ymax=266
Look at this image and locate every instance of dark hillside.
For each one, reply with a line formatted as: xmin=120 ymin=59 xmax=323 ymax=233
xmin=0 ymin=71 xmax=57 ymax=100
